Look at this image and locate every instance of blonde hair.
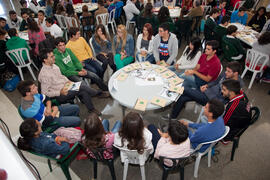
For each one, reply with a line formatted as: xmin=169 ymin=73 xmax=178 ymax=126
xmin=116 ymin=24 xmax=127 ymax=52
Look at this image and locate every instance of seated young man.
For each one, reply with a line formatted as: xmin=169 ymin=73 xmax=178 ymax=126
xmin=153 ymin=23 xmax=178 ymax=66
xmin=163 ymin=61 xmax=243 ymax=120
xmin=222 ymin=25 xmax=246 ymax=61
xmin=221 ymin=79 xmax=251 ymax=142
xmin=181 ymin=40 xmax=221 ymax=89
xmin=123 ymin=0 xmax=140 ymax=22
xmin=19 ymin=11 xmax=29 ymax=31
xmin=38 ymin=49 xmax=106 ymax=115
xmin=214 ymin=15 xmax=230 ymax=45
xmin=45 ymin=17 xmax=63 ymax=38
xmin=204 ymin=8 xmax=220 ymax=41
xmin=66 ymin=27 xmax=106 ymax=79
xmin=53 ymin=37 xmax=108 ymax=92
xmin=180 ymin=99 xmax=225 ymax=152
xmin=17 ymin=80 xmax=81 ymax=128
xmin=0 ymin=17 xmax=10 ymax=31
xmin=6 ymin=10 xmax=23 ymax=30
xmin=230 ymin=7 xmax=248 ymax=25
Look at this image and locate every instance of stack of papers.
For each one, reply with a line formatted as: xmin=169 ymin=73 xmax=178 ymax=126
xmin=151 ymin=96 xmax=167 ymax=107
xmin=134 ymin=98 xmax=148 ymax=111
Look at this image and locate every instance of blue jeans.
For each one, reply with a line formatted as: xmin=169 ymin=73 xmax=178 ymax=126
xmin=180 ymin=74 xmax=197 ymax=89
xmin=147 ymin=124 xmax=161 ymax=151
xmin=54 ymin=104 xmax=81 ymax=127
xmin=83 ymin=58 xmax=105 ymax=79
xmin=168 ymin=66 xmax=185 ymax=77
xmin=102 ymin=119 xmax=122 ymax=133
xmin=135 ymin=52 xmax=155 ymax=64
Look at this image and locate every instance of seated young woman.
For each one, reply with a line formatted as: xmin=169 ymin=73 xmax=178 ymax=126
xmin=92 ymin=24 xmax=117 ymax=72
xmin=135 ymin=23 xmax=155 ymax=63
xmin=148 ymin=121 xmax=191 ymax=166
xmin=82 ymin=113 xmax=121 ymax=159
xmin=169 ymin=37 xmax=202 ymax=76
xmin=114 ymin=112 xmax=154 ymax=160
xmin=17 ymin=118 xmax=70 ymax=158
xmin=113 ymin=24 xmax=135 ymax=70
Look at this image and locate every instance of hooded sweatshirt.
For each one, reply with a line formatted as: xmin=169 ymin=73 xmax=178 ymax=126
xmin=53 ymin=48 xmax=83 ymax=77
xmin=6 ymin=36 xmax=29 ymax=64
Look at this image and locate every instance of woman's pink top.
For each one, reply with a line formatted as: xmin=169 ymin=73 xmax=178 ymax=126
xmin=28 ymin=26 xmax=46 ymax=55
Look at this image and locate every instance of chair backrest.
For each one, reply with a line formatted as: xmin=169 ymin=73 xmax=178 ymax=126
xmin=65 ymin=16 xmax=79 ymax=28
xmin=54 ymin=14 xmax=68 ymax=29
xmin=232 ymin=1 xmax=245 ymax=12
xmin=192 ymin=16 xmax=202 ymax=31
xmin=178 ymin=19 xmax=193 ymax=35
xmin=96 ymin=13 xmax=109 ymax=25
xmin=6 ymin=48 xmax=31 ymax=66
xmin=80 ymin=16 xmax=93 ymax=27
xmin=113 ymin=144 xmax=152 ymax=166
xmin=245 ymin=49 xmax=269 ymax=72
xmin=194 ymin=126 xmax=230 ymax=152
xmin=203 ymin=6 xmax=212 ymax=18
xmin=89 ymin=37 xmax=96 ymax=57
xmin=109 ymin=8 xmax=116 ymax=22
xmin=159 ymin=156 xmax=190 ymax=171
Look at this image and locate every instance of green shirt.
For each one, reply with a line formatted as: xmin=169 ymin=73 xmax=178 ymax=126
xmin=214 ymin=25 xmax=227 ymax=44
xmin=6 ymin=36 xmax=29 ymax=64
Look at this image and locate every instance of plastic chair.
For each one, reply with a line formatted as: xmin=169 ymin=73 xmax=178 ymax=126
xmin=192 ymin=126 xmax=230 ymax=178
xmin=81 ymin=145 xmax=117 ymax=180
xmin=231 ymin=106 xmax=260 ymax=161
xmin=158 ymin=155 xmax=191 ymax=180
xmin=108 ymin=8 xmax=117 ymax=34
xmin=241 ymin=49 xmax=269 ymax=89
xmin=175 ymin=19 xmax=192 ymax=46
xmin=203 ymin=6 xmax=212 ymax=19
xmin=96 ymin=13 xmax=110 ymax=37
xmin=123 ymin=7 xmax=137 ymax=35
xmin=55 ymin=14 xmax=69 ymax=40
xmin=6 ymin=48 xmax=38 ymax=81
xmin=65 ymin=16 xmax=80 ymax=28
xmin=89 ymin=37 xmax=96 ymax=58
xmin=28 ymin=142 xmax=81 ymax=180
xmin=113 ymin=144 xmax=152 ymax=180
xmin=192 ymin=16 xmax=202 ymax=37
xmin=80 ymin=16 xmax=94 ymax=41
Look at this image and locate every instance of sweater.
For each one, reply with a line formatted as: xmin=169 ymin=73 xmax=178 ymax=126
xmin=53 ymin=48 xmax=83 ymax=77
xmin=7 ymin=16 xmax=22 ymax=30
xmin=214 ymin=24 xmax=227 ymax=44
xmin=248 ymin=14 xmax=267 ymax=32
xmin=28 ymin=27 xmax=46 ymax=55
xmin=66 ymin=37 xmax=94 ymax=61
xmin=153 ymin=33 xmax=178 ymax=65
xmin=176 ymin=46 xmax=201 ymax=70
xmin=223 ymin=35 xmax=245 ymax=56
xmin=113 ymin=34 xmax=134 ymax=57
xmin=204 ymin=17 xmax=217 ymax=40
xmin=230 ymin=10 xmax=248 ymax=25
xmin=136 ymin=34 xmax=154 ymax=54
xmin=92 ymin=35 xmax=112 ymax=55
xmin=6 ymin=36 xmax=29 ymax=63
xmin=123 ymin=0 xmax=140 ymax=21
xmin=189 ymin=116 xmax=225 ymax=152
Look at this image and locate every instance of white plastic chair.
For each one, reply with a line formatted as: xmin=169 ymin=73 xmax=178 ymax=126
xmin=192 ymin=126 xmax=230 ymax=178
xmin=113 ymin=145 xmax=152 ymax=180
xmin=96 ymin=13 xmax=110 ymax=38
xmin=54 ymin=14 xmax=69 ymax=40
xmin=203 ymin=6 xmax=212 ymax=19
xmin=108 ymin=8 xmax=117 ymax=34
xmin=89 ymin=37 xmax=97 ymax=58
xmin=241 ymin=49 xmax=269 ymax=89
xmin=65 ymin=16 xmax=80 ymax=28
xmin=123 ymin=7 xmax=138 ymax=35
xmin=231 ymin=1 xmax=245 ymax=12
xmin=6 ymin=48 xmax=38 ymax=81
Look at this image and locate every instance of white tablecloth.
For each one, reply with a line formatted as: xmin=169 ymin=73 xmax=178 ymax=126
xmin=230 ymin=23 xmax=258 ymax=46
xmin=73 ymin=3 xmax=98 ymax=13
xmin=153 ymin=7 xmax=181 ymax=18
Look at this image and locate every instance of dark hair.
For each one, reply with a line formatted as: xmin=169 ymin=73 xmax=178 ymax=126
xmin=94 ymin=24 xmax=109 ymax=45
xmin=184 ymin=37 xmax=202 ymax=60
xmin=227 ymin=25 xmax=238 ymax=35
xmin=66 ymin=3 xmax=75 ymax=16
xmin=143 ymin=23 xmax=153 ymax=41
xmin=0 ymin=17 xmax=6 ymax=22
xmin=7 ymin=28 xmax=17 ymax=37
xmin=98 ymin=0 xmax=104 ymax=6
xmin=17 ymin=118 xmax=38 ymax=150
xmin=56 ymin=3 xmax=66 ymax=15
xmin=27 ymin=18 xmax=40 ymax=32
xmin=45 ymin=17 xmax=54 ymax=24
xmin=219 ymin=0 xmax=227 ymax=4
xmin=158 ymin=6 xmax=170 ymax=24
xmin=82 ymin=5 xmax=88 ymax=12
xmin=21 ymin=11 xmax=28 ymax=16
xmin=208 ymin=99 xmax=224 ymax=119
xmin=222 ymin=79 xmax=241 ymax=94
xmin=83 ymin=113 xmax=106 ymax=149
xmin=39 ymin=48 xmax=53 ymax=62
xmin=9 ymin=10 xmax=16 ymax=15
xmin=168 ymin=121 xmax=188 ymax=144
xmin=118 ymin=112 xmax=145 ymax=154
xmin=55 ymin=37 xmax=66 ymax=46
xmin=206 ymin=40 xmax=219 ymax=51
xmin=238 ymin=7 xmax=246 ymax=12
xmin=258 ymin=32 xmax=270 ymax=45
xmin=0 ymin=28 xmax=6 ymax=36
xmin=159 ymin=22 xmax=170 ymax=32
xmin=180 ymin=6 xmax=188 ymax=19
xmin=52 ymin=0 xmax=60 ymax=14
xmin=194 ymin=0 xmax=201 ymax=7
xmin=143 ymin=3 xmax=153 ymax=18
xmin=17 ymin=80 xmax=35 ymax=97
xmin=38 ymin=10 xmax=45 ymax=15
xmin=69 ymin=27 xmax=80 ymax=38
xmin=221 ymin=15 xmax=230 ymax=24
xmin=209 ymin=8 xmax=220 ymax=16
xmin=20 ymin=0 xmax=27 ymax=6
xmin=227 ymin=61 xmax=241 ymax=74
xmin=256 ymin=6 xmax=266 ymax=17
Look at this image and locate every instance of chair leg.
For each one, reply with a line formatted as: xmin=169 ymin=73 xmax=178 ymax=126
xmin=31 ymin=61 xmax=39 ymax=71
xmin=123 ymin=160 xmax=129 ymax=180
xmin=241 ymin=68 xmax=248 ymax=79
xmin=107 ymin=160 xmax=116 ymax=180
xmin=140 ymin=165 xmax=146 ymax=180
xmin=248 ymin=72 xmax=257 ymax=89
xmin=111 ymin=23 xmax=115 ymax=34
xmin=194 ymin=154 xmax=202 ymax=178
xmin=162 ymin=169 xmax=169 ymax=180
xmin=47 ymin=159 xmax=52 ymax=172
xmin=180 ymin=167 xmax=184 ymax=180
xmin=208 ymin=149 xmax=212 ymax=167
xmin=27 ymin=65 xmax=37 ymax=81
xmin=18 ymin=67 xmax=24 ymax=81
xmin=60 ymin=164 xmax=72 ymax=180
xmin=93 ymin=160 xmax=98 ymax=179
xmin=231 ymin=139 xmax=239 ymax=161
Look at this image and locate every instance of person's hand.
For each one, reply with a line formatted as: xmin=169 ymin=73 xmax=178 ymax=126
xmin=51 ymin=106 xmax=59 ymax=117
xmin=121 ymin=53 xmax=127 ymax=60
xmin=185 ymin=70 xmax=194 ymax=76
xmin=200 ymin=84 xmax=208 ymax=92
xmin=38 ymin=18 xmax=42 ymax=25
xmin=44 ymin=107 xmax=52 ymax=116
xmin=60 ymin=86 xmax=68 ymax=96
xmin=174 ymin=63 xmax=179 ymax=70
xmin=100 ymin=34 xmax=107 ymax=41
xmin=78 ymin=70 xmax=87 ymax=76
xmin=179 ymin=119 xmax=189 ymax=127
xmin=55 ymin=136 xmax=68 ymax=145
xmin=156 ymin=61 xmax=161 ymax=65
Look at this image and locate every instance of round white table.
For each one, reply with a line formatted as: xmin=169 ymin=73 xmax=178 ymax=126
xmin=108 ymin=64 xmax=180 ymax=117
xmin=73 ymin=3 xmax=98 ymax=13
xmin=153 ymin=7 xmax=181 ymax=19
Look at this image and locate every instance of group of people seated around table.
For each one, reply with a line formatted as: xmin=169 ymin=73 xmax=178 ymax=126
xmin=0 ymin=0 xmax=269 ymax=175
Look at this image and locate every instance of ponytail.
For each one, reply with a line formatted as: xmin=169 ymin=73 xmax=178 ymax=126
xmin=17 ymin=137 xmax=32 ymax=150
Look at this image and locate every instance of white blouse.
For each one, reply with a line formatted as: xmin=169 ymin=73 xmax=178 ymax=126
xmin=176 ymin=46 xmax=202 ymax=70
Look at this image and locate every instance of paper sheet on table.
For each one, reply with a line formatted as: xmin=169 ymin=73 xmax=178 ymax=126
xmin=169 ymin=77 xmax=184 ymax=86
xmin=135 ymin=75 xmax=164 ymax=86
xmin=141 ymin=61 xmax=152 ymax=69
xmin=134 ymin=98 xmax=148 ymax=111
xmin=151 ymin=96 xmax=167 ymax=107
xmin=117 ymin=72 xmax=128 ymax=81
xmin=169 ymin=86 xmax=184 ymax=94
xmin=161 ymin=70 xmax=176 ymax=79
xmin=155 ymin=66 xmax=167 ymax=73
xmin=130 ymin=69 xmax=151 ymax=79
xmin=123 ymin=65 xmax=134 ymax=72
xmin=159 ymin=60 xmax=167 ymax=66
xmin=159 ymin=88 xmax=180 ymax=101
xmin=65 ymin=81 xmax=81 ymax=91
xmin=130 ymin=62 xmax=141 ymax=69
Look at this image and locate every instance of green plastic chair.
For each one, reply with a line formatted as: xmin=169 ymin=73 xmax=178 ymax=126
xmin=221 ymin=37 xmax=239 ymax=61
xmin=28 ymin=142 xmax=81 ymax=180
